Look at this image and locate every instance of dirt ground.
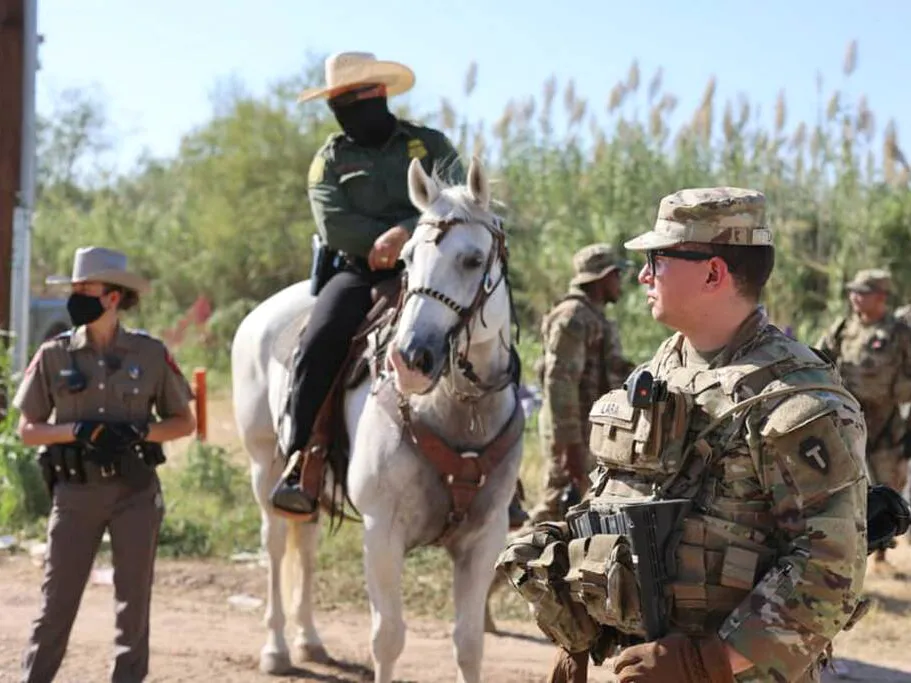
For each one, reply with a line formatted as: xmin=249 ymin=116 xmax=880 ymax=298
xmin=2 ymin=395 xmax=910 ymax=682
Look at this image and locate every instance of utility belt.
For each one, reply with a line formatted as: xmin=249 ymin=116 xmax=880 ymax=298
xmin=495 ymin=498 xmax=692 ymax=662
xmin=38 ymin=441 xmax=166 ymax=492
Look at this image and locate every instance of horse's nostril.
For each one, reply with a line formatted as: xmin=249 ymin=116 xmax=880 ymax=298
xmin=414 ymin=348 xmax=434 ymax=375
xmin=400 ymin=343 xmax=435 ymax=376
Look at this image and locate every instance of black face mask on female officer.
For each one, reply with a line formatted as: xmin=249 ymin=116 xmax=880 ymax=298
xmin=330 ymin=95 xmax=396 ymax=148
xmin=67 ymin=293 xmax=106 ymax=326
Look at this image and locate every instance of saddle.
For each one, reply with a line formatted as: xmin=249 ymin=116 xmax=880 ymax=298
xmin=297 ymin=274 xmax=404 ymax=508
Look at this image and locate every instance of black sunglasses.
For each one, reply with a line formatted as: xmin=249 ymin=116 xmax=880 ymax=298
xmin=646 ymin=248 xmax=715 ymax=275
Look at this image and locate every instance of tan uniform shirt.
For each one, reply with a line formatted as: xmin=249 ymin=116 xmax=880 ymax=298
xmin=13 ymin=325 xmax=193 ymax=425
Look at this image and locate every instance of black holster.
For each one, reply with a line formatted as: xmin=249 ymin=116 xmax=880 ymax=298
xmin=310 ymin=234 xmax=340 ymax=297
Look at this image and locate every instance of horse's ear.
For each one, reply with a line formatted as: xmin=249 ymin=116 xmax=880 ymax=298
xmin=467 ymin=155 xmax=490 ymax=211
xmin=408 ymin=158 xmax=440 ymax=212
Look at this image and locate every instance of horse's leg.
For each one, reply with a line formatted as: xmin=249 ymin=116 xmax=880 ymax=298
xmin=451 ymin=521 xmax=508 ymax=683
xmin=363 ymin=521 xmax=407 ymax=683
xmin=483 ymin=569 xmax=508 ymax=634
xmin=251 ymin=458 xmax=293 ymax=675
xmin=289 ymin=519 xmax=329 ymax=663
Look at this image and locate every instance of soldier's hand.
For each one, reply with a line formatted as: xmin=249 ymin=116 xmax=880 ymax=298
xmin=368 ymin=226 xmax=409 ymax=271
xmin=612 ymin=633 xmax=734 ymax=683
xmin=560 ymin=442 xmax=590 ymax=490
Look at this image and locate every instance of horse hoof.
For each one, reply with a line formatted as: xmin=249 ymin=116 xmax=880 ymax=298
xmin=259 ymin=650 xmax=293 ymax=675
xmin=297 ymin=643 xmax=330 ymax=664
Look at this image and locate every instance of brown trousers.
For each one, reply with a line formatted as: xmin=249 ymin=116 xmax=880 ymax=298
xmin=21 ymin=477 xmax=164 ymax=683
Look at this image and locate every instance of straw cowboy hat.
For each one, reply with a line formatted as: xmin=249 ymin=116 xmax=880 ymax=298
xmin=46 ymin=246 xmax=151 ymax=295
xmin=297 ymin=51 xmax=415 ymax=103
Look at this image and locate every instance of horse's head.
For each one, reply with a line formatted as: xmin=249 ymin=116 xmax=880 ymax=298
xmin=389 ymin=155 xmax=513 ymax=396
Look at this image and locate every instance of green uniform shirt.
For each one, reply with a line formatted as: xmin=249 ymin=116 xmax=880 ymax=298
xmin=307 ymin=120 xmax=465 ymax=259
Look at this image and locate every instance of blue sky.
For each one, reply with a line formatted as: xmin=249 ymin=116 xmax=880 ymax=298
xmin=35 ymin=0 xmax=911 ymax=173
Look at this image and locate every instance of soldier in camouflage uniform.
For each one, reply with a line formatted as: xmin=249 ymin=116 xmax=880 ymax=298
xmin=270 ymin=52 xmax=533 ymax=525
xmin=497 ymin=188 xmax=869 ymax=683
xmin=816 ymin=268 xmax=911 ymax=570
xmin=528 ymin=244 xmax=634 ymax=524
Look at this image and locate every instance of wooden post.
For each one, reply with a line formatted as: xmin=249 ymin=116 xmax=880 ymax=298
xmin=0 ymin=0 xmax=24 ymax=334
xmin=193 ymin=367 xmax=207 ymax=442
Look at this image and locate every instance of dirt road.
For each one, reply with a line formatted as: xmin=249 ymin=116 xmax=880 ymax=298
xmin=3 ymin=395 xmax=910 ymax=681
xmin=2 ymin=545 xmax=911 ymax=682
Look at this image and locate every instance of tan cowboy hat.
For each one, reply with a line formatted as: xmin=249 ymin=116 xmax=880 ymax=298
xmin=46 ymin=246 xmax=151 ymax=295
xmin=297 ymin=51 xmax=415 ymax=103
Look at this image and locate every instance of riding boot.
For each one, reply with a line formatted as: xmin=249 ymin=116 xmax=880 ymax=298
xmin=269 ymin=449 xmax=323 ymax=521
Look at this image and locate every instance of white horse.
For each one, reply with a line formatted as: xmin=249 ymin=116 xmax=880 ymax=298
xmin=231 ymin=156 xmax=524 ymax=683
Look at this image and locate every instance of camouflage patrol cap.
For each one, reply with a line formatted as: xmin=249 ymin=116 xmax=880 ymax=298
xmin=846 ymin=268 xmax=892 ymax=294
xmin=570 ymin=243 xmax=631 ymax=286
xmin=624 ymin=187 xmax=772 ymax=251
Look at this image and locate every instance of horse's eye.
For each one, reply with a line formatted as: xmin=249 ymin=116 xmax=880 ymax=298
xmin=462 ymin=253 xmax=484 ymax=270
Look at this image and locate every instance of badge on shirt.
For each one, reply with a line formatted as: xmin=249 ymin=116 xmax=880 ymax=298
xmin=867 ymin=333 xmax=888 ymax=352
xmin=128 ymin=364 xmax=142 ymax=380
xmin=408 ymin=139 xmax=428 ymax=159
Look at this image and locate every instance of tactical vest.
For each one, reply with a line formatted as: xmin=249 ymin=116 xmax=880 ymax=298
xmin=496 ymin=327 xmax=866 ymax=676
xmin=581 ymin=333 xmax=856 ymax=638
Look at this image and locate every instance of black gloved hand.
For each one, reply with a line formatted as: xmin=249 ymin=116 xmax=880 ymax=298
xmin=73 ymin=421 xmax=148 ymax=451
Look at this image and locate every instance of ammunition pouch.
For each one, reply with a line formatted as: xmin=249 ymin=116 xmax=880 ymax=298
xmin=39 ymin=440 xmax=166 ymax=493
xmin=309 ymin=234 xmax=340 ymax=297
xmin=567 ymin=498 xmax=692 ymax=640
xmin=495 ymin=522 xmax=602 ymax=654
xmin=588 ymin=385 xmax=693 ymax=476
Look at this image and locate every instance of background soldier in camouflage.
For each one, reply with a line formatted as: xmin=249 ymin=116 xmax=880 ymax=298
xmin=817 ymin=268 xmax=911 ymax=571
xmin=500 ymin=188 xmax=869 ymax=683
xmin=528 ymin=244 xmax=634 ymax=524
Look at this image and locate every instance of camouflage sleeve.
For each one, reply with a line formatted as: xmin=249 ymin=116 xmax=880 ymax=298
xmin=603 ymin=319 xmax=634 ymax=390
xmin=814 ymin=317 xmax=845 ymax=362
xmin=398 ymin=130 xmax=466 ymax=234
xmin=542 ymin=311 xmax=588 ymax=447
xmin=718 ymin=391 xmax=868 ymax=681
xmin=307 ymin=145 xmax=394 ymax=257
xmin=12 ymin=344 xmax=54 ymax=422
xmin=890 ymin=323 xmax=911 ymax=404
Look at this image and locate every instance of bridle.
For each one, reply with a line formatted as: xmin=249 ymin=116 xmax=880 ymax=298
xmin=393 ymin=214 xmax=520 ymax=402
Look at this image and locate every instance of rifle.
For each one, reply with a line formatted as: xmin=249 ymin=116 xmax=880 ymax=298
xmin=621 ymin=498 xmax=692 ymax=640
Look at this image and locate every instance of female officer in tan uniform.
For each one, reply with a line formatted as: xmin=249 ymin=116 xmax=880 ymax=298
xmin=13 ymin=246 xmax=196 ymax=683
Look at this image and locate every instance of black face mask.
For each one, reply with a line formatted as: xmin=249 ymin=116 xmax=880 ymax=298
xmin=330 ymin=96 xmax=396 ymax=147
xmin=67 ymin=293 xmax=106 ymax=326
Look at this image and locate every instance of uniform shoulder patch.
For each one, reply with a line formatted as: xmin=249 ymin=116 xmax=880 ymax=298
xmin=308 ymin=154 xmax=327 ymax=186
xmin=798 ymin=435 xmax=829 ymax=472
xmin=163 ymin=347 xmax=184 ymax=376
xmin=407 ymin=138 xmax=428 ymax=160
